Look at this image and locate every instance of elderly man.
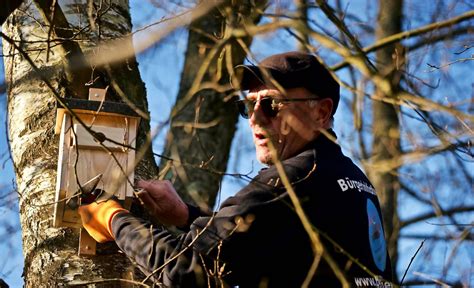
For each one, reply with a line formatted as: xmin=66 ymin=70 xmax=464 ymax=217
xmin=79 ymin=51 xmax=393 ymax=287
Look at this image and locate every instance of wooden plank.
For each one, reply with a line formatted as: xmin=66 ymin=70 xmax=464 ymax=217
xmin=62 ymin=147 xmax=130 ymax=227
xmin=57 ymin=98 xmax=141 ymax=117
xmin=56 ymin=106 xmax=140 ymax=135
xmin=54 ymin=108 xmax=66 ymax=134
xmin=68 ymin=148 xmax=128 ymax=200
xmin=126 ymin=118 xmax=138 ymax=198
xmin=72 ymin=124 xmax=126 ymax=151
xmin=73 ymin=112 xmax=133 ymax=130
xmin=79 ymin=228 xmax=96 ymax=256
xmin=53 ymin=115 xmax=71 ymax=227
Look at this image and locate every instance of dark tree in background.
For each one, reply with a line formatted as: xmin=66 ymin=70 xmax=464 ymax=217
xmin=371 ymin=0 xmax=403 ymax=273
xmin=159 ymin=0 xmax=266 ymax=209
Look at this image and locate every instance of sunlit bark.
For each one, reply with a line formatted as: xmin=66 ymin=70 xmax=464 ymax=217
xmin=370 ymin=0 xmax=403 ymax=276
xmin=2 ymin=0 xmax=155 ymax=286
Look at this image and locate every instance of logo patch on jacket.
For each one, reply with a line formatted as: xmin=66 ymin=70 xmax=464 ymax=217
xmin=366 ymin=199 xmax=387 ymax=271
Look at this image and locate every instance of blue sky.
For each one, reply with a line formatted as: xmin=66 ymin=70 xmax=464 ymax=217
xmin=0 ymin=92 xmax=21 ymax=287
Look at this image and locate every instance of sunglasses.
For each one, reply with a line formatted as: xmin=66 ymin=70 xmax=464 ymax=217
xmin=235 ymin=97 xmax=320 ymax=119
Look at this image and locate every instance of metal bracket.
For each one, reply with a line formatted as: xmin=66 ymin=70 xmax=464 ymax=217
xmin=88 ymin=88 xmax=107 ymax=102
xmin=79 ymin=228 xmax=97 ymax=256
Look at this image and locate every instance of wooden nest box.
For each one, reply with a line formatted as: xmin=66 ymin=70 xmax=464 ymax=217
xmin=54 ymin=88 xmax=140 ymax=229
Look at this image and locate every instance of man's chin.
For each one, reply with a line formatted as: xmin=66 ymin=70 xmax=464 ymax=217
xmin=256 ymin=150 xmax=273 ymax=165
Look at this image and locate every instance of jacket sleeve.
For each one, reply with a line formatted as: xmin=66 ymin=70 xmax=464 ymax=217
xmin=111 ymin=156 xmax=313 ymax=287
xmin=111 ymin=181 xmax=280 ymax=286
xmin=112 ymin=212 xmax=205 ymax=286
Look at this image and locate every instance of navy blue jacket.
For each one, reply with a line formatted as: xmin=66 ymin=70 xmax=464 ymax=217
xmin=112 ymin=131 xmax=393 ymax=287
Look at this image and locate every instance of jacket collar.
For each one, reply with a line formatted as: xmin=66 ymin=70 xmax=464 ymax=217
xmin=286 ymin=129 xmax=341 ymax=163
xmin=308 ymin=128 xmax=339 ymax=153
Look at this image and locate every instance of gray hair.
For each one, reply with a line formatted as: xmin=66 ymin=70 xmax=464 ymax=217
xmin=308 ymin=99 xmax=334 ymax=129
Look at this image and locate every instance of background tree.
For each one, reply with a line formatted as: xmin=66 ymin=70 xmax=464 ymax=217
xmin=371 ymin=0 xmax=403 ymax=275
xmin=159 ymin=0 xmax=266 ymax=209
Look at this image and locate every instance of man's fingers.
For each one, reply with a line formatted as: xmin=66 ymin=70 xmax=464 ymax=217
xmin=137 ymin=179 xmax=171 ymax=190
xmin=136 ymin=179 xmax=152 ymax=190
xmin=136 ymin=190 xmax=157 ymax=209
xmin=137 ymin=179 xmax=162 ymax=194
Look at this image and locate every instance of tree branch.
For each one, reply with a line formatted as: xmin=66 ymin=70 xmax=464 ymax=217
xmin=400 ymin=239 xmax=424 ymax=286
xmin=407 ymin=26 xmax=472 ymax=52
xmin=402 ymin=278 xmax=463 ymax=287
xmin=231 ymin=20 xmax=474 ymax=121
xmin=32 ymin=0 xmax=102 ymax=99
xmin=85 ymin=1 xmax=222 ymax=68
xmin=400 ymin=182 xmax=432 ymax=206
xmin=400 ymin=233 xmax=474 ymax=241
xmin=315 ymin=0 xmax=376 ymax=71
xmin=332 ymin=10 xmax=474 ymax=70
xmin=364 ymin=140 xmax=472 ymax=173
xmin=400 ymin=205 xmax=474 ymax=228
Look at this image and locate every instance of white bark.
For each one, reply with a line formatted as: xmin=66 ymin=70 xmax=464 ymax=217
xmin=2 ymin=1 xmax=147 ymax=286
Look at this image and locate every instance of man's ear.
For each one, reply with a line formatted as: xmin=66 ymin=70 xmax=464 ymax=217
xmin=313 ymin=98 xmax=333 ymax=127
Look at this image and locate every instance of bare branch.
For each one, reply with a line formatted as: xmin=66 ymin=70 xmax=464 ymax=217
xmin=400 ymin=205 xmax=474 ymax=228
xmin=402 ymin=278 xmax=463 ymax=287
xmin=400 ymin=233 xmax=474 ymax=241
xmin=32 ymin=0 xmax=99 ymax=99
xmin=400 ymin=239 xmax=424 ymax=286
xmin=407 ymin=26 xmax=472 ymax=52
xmin=332 ymin=10 xmax=474 ymax=71
xmin=441 ymin=227 xmax=472 ymax=280
xmin=315 ymin=0 xmax=376 ymax=71
xmin=412 ymin=271 xmax=458 ymax=287
xmin=86 ymin=1 xmax=222 ymax=67
xmin=363 ymin=140 xmax=472 ymax=173
xmin=400 ymin=182 xmax=432 ymax=206
xmin=69 ymin=278 xmax=150 ymax=287
xmin=426 ymin=57 xmax=474 ymax=72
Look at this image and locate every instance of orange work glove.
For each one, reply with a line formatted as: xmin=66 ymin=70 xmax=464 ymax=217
xmin=78 ymin=200 xmax=128 ymax=243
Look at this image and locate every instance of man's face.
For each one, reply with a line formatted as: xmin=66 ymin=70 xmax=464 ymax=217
xmin=246 ymin=87 xmax=332 ymax=165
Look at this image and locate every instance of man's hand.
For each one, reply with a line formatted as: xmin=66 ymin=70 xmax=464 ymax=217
xmin=78 ymin=199 xmax=128 ymax=243
xmin=136 ymin=180 xmax=189 ymax=227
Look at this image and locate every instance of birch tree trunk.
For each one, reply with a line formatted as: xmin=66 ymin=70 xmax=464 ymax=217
xmin=371 ymin=0 xmax=403 ymax=275
xmin=160 ymin=0 xmax=265 ymax=209
xmin=2 ymin=0 xmax=156 ymax=286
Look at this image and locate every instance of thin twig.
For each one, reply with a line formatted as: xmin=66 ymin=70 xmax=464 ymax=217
xmin=400 ymin=239 xmax=425 ymax=286
xmin=332 ymin=10 xmax=474 ymax=70
xmin=69 ymin=278 xmax=151 ymax=287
